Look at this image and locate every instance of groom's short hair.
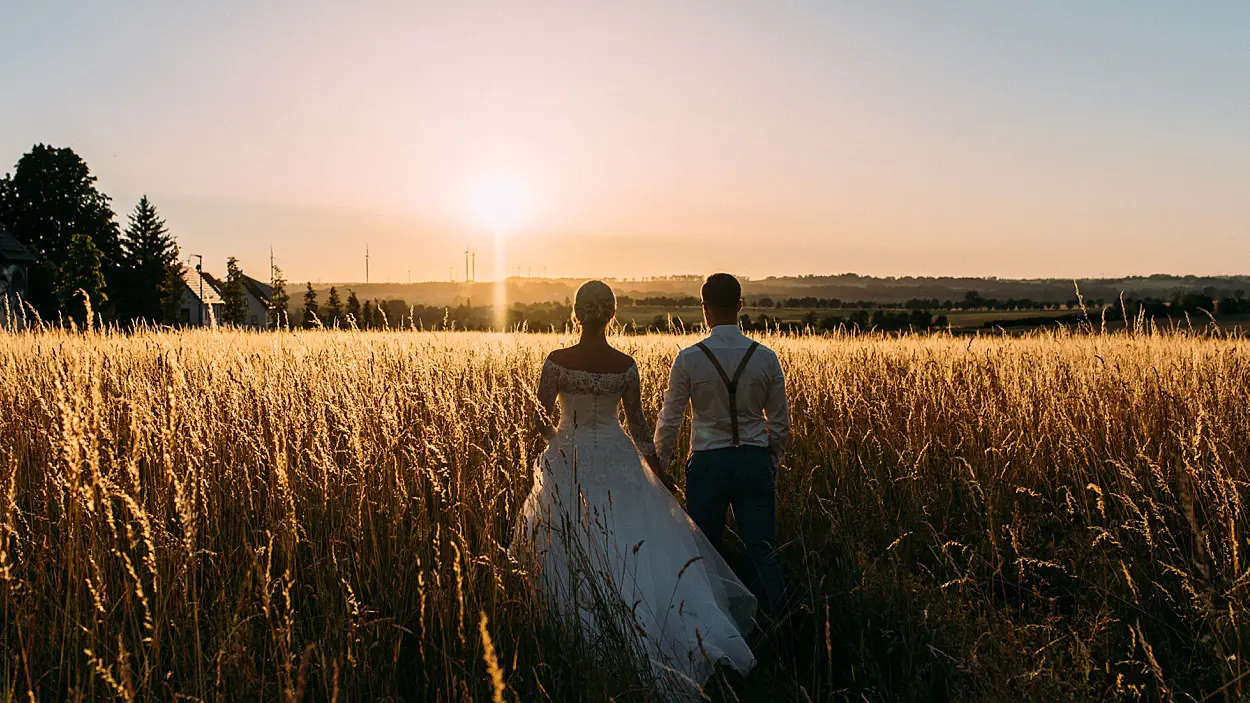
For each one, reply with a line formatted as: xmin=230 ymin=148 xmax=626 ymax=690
xmin=701 ymin=274 xmax=742 ymax=312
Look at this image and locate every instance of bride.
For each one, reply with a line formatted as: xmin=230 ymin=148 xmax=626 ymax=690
xmin=513 ymin=280 xmax=757 ymax=698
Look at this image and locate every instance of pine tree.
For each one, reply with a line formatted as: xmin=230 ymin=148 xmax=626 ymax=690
xmin=372 ymin=299 xmax=388 ymax=329
xmin=53 ymin=233 xmax=108 ymax=327
xmin=301 ymin=282 xmax=319 ymax=328
xmin=119 ymin=196 xmax=184 ymax=324
xmin=361 ymin=300 xmax=376 ymax=330
xmin=346 ymin=290 xmax=361 ymax=327
xmin=269 ymin=264 xmax=290 ymax=329
xmin=325 ymin=286 xmax=343 ymax=327
xmin=221 ymin=257 xmax=248 ymax=326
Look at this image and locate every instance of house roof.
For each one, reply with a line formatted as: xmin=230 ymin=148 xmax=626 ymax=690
xmin=195 ymin=271 xmax=272 ymax=306
xmin=0 ymin=226 xmax=37 ymax=264
xmin=181 ymin=269 xmax=223 ymax=304
xmin=201 ymin=272 xmax=223 ymax=290
xmin=241 ymin=274 xmax=272 ymax=304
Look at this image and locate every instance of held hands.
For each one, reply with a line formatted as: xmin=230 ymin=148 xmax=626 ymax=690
xmin=644 ymin=454 xmax=680 ymax=495
xmin=657 ymin=470 xmax=679 ymax=495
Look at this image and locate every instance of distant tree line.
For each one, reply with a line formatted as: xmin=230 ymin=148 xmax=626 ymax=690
xmin=620 ymin=292 xmax=1090 ymax=313
xmin=0 ymin=144 xmax=184 ymax=326
xmin=291 ymin=289 xmax=577 ymax=331
xmin=618 ymin=295 xmax=702 ymax=308
xmin=552 ymin=288 xmax=1250 ymax=318
xmin=222 ymin=287 xmax=1250 ymax=336
xmin=1103 ymin=291 xmax=1248 ymax=320
xmin=747 ymin=310 xmax=948 ymax=333
xmin=746 ymin=291 xmax=1086 ymax=312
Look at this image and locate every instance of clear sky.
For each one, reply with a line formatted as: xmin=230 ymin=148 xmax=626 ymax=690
xmin=2 ymin=2 xmax=1248 ymax=283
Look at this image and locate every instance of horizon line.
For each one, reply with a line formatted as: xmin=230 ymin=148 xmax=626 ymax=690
xmin=274 ymin=272 xmax=1250 ymax=287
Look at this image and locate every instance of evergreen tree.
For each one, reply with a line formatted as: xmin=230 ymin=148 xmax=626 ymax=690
xmin=346 ymin=289 xmax=361 ymax=327
xmin=0 ymin=144 xmax=120 ymax=317
xmin=324 ymin=286 xmax=343 ymax=327
xmin=361 ymin=299 xmax=376 ymax=330
xmin=221 ymin=257 xmax=248 ymax=326
xmin=372 ymin=299 xmax=388 ymax=329
xmin=301 ymin=282 xmax=319 ymax=328
xmin=53 ymin=233 xmax=108 ymax=327
xmin=119 ymin=196 xmax=184 ymax=324
xmin=160 ymin=263 xmax=185 ymax=324
xmin=269 ymin=264 xmax=290 ymax=329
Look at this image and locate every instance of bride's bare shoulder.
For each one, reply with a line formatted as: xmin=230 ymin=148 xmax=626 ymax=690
xmin=607 ymin=347 xmax=637 ymax=371
xmin=545 ymin=345 xmax=635 ymax=374
xmin=545 ymin=347 xmax=577 ymax=366
xmin=595 ymin=346 xmax=637 ymax=374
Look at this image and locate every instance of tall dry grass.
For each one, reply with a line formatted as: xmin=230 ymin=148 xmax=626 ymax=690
xmin=1 ymin=327 xmax=1248 ymax=701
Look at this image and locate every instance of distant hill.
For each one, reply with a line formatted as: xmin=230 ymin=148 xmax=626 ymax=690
xmin=304 ymin=274 xmax=1250 ymax=308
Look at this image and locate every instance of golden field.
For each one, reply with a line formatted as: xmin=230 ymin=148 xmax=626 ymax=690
xmin=1 ymin=328 xmax=1248 ymax=701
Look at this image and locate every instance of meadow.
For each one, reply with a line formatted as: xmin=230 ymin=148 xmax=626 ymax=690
xmin=1 ymin=327 xmax=1248 ymax=701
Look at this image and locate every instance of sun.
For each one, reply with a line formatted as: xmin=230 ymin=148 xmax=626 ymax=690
xmin=472 ymin=172 xmax=527 ymax=231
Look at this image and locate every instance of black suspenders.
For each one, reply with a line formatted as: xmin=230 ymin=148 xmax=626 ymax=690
xmin=694 ymin=341 xmax=761 ymax=447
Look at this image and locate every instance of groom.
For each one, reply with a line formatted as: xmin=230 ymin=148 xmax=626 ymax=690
xmin=654 ymin=273 xmax=790 ymax=617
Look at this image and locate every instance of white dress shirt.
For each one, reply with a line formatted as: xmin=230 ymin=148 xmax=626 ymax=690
xmin=654 ymin=325 xmax=790 ymax=466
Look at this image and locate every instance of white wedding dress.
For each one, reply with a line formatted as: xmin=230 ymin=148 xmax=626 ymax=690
xmin=513 ymin=360 xmax=757 ymax=698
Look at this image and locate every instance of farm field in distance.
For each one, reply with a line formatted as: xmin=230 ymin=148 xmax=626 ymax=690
xmin=617 ymin=305 xmax=1077 ymax=330
xmin=2 ymin=327 xmax=1249 ymax=701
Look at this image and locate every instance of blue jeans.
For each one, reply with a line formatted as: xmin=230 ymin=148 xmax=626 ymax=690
xmin=686 ymin=445 xmax=785 ymax=616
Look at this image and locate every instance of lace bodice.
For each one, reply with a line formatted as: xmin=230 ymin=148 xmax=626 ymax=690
xmin=535 ymin=359 xmax=658 ymax=457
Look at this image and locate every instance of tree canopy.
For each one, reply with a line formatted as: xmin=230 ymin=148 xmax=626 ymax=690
xmin=346 ymin=290 xmax=361 ymax=327
xmin=221 ymin=257 xmax=248 ymax=326
xmin=0 ymin=145 xmax=119 ymax=316
xmin=269 ymin=265 xmax=290 ymax=329
xmin=301 ymin=282 xmax=319 ymax=329
xmin=53 ymin=232 xmax=108 ymax=327
xmin=324 ymin=286 xmax=343 ymax=327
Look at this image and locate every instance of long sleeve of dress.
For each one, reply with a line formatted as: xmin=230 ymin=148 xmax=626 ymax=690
xmin=622 ymin=365 xmax=658 ymax=457
xmin=535 ymin=360 xmax=559 ymax=440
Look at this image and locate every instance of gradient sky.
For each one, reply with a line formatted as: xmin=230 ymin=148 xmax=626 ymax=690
xmin=2 ymin=2 xmax=1248 ymax=283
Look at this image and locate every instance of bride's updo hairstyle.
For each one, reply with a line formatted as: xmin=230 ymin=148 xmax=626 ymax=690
xmin=573 ymin=280 xmax=617 ymax=328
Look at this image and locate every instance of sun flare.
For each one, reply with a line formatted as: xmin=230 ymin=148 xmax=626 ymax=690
xmin=471 ymin=172 xmax=527 ymax=232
